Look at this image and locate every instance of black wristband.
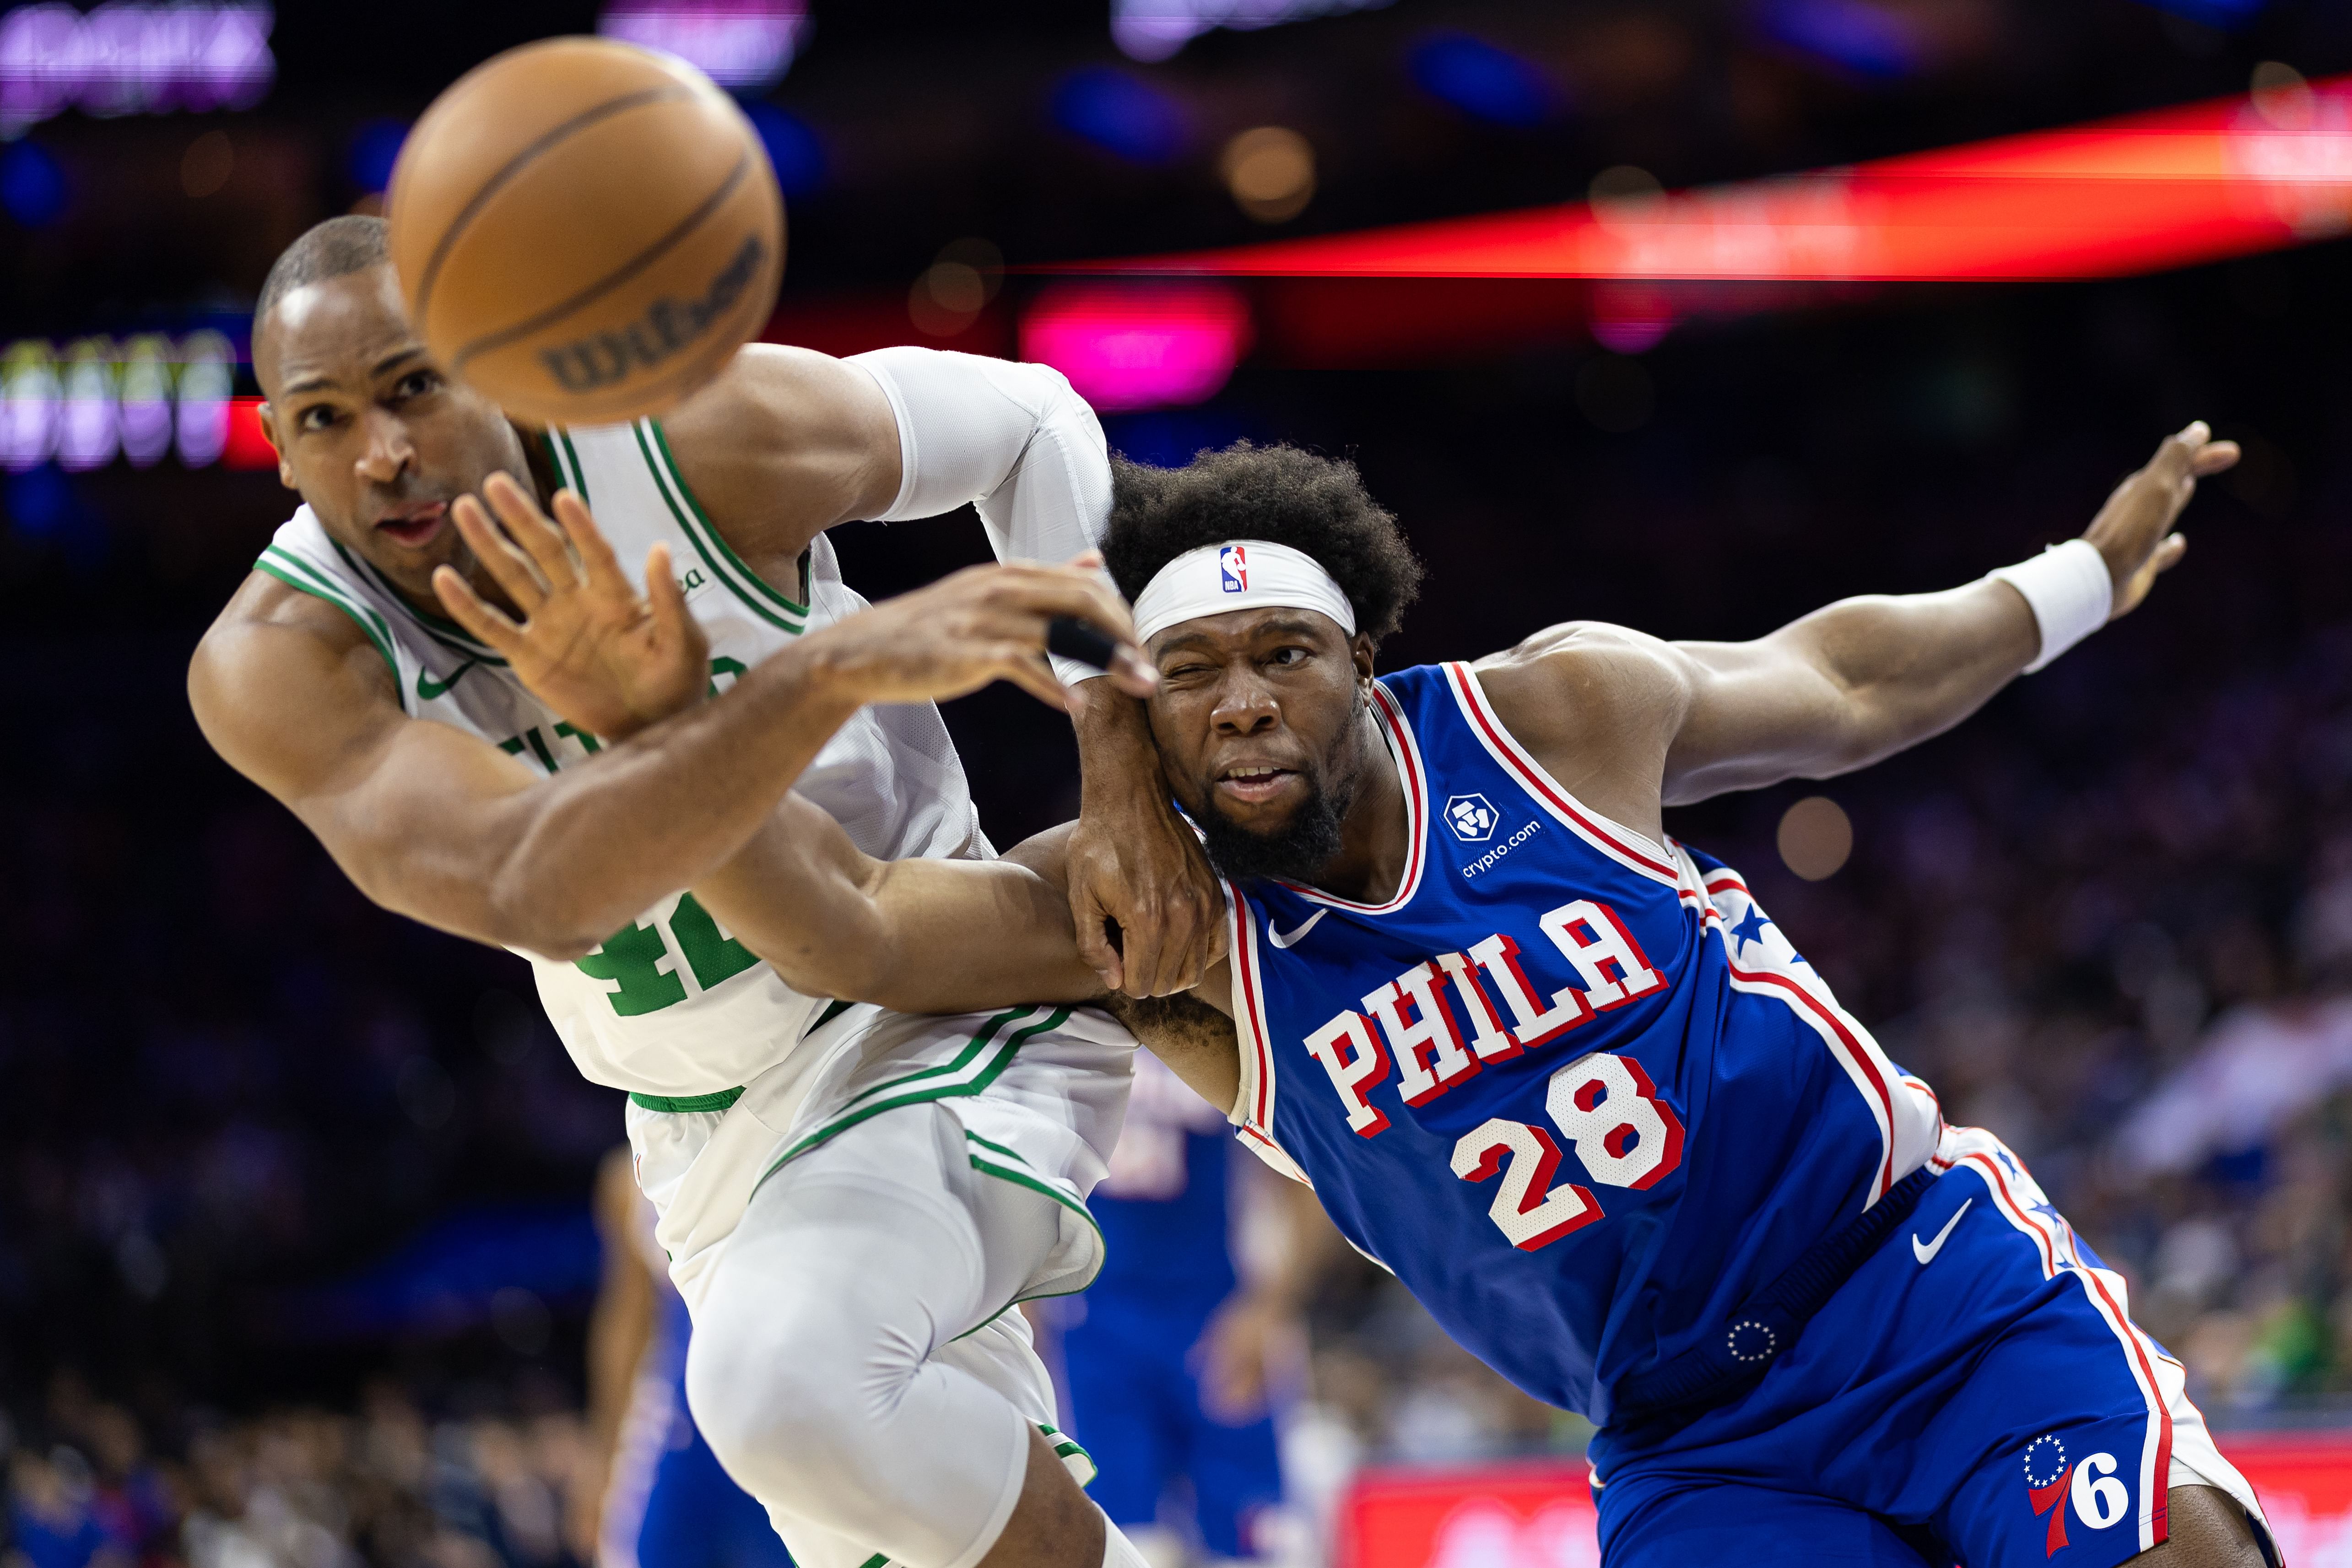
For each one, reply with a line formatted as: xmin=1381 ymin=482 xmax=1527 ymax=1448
xmin=1046 ymin=616 xmax=1119 ymax=675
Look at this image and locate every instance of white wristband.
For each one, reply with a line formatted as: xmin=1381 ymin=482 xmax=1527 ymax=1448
xmin=1987 ymin=538 xmax=2113 ymax=673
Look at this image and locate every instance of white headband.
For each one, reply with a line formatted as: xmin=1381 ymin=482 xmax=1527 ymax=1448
xmin=1131 ymin=541 xmax=1358 ymax=646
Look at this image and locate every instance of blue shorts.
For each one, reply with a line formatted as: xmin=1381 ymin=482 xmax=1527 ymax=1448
xmin=1062 ymin=1292 xmax=1283 ymax=1559
xmin=607 ymin=1361 xmax=795 ymax=1568
xmin=1589 ymin=1127 xmax=2268 ymax=1568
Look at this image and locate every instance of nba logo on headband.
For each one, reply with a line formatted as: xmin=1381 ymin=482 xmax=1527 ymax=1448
xmin=1219 ymin=545 xmax=1248 ymax=593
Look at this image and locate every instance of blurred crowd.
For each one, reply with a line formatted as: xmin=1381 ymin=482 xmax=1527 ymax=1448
xmin=0 ymin=1377 xmax=592 ymax=1568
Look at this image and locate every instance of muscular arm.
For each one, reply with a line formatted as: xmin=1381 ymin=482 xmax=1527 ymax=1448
xmin=193 ymin=476 xmax=1140 ymax=962
xmin=1476 ymin=425 xmax=2237 ymax=830
xmin=189 ymin=576 xmax=866 ymax=961
xmin=687 ymin=801 xmax=1107 ymax=1010
xmin=689 ymin=813 xmax=1246 ymax=1106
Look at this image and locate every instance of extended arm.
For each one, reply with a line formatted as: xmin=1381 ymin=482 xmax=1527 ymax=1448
xmin=191 ymin=476 xmax=1144 ymax=962
xmin=686 ymin=809 xmax=1248 ymax=1104
xmin=1479 ymin=424 xmax=2238 ymax=826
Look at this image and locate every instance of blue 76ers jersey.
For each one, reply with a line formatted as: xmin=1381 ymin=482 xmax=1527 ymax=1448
xmin=1223 ymin=663 xmax=1942 ymax=1424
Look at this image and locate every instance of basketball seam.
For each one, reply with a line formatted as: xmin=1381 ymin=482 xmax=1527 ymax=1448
xmin=407 ymin=83 xmax=695 ymax=324
xmin=451 ymin=148 xmax=755 ymax=370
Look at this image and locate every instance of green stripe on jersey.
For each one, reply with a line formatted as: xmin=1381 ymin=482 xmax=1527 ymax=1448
xmin=254 ymin=548 xmax=402 ymax=693
xmin=541 ymin=429 xmax=594 ymax=506
xmin=634 ymin=419 xmax=809 ymax=633
xmin=332 ymin=541 xmax=506 ymax=662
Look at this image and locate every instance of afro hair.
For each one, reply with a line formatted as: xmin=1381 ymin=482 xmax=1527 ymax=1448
xmin=1103 ymin=442 xmax=1423 ymax=647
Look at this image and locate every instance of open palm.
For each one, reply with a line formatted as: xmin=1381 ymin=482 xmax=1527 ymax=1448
xmin=433 ymin=472 xmax=710 ymax=743
xmin=2083 ymin=421 xmax=2239 ymax=621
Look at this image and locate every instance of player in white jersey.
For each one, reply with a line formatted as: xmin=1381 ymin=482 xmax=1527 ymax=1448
xmin=189 ymin=216 xmax=1225 ymax=1568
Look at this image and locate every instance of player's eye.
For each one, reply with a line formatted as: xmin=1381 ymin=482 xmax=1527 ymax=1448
xmin=1268 ymin=645 xmax=1309 ymax=667
xmin=296 ymin=404 xmax=341 ymax=433
xmin=391 ymin=369 xmax=442 ymax=400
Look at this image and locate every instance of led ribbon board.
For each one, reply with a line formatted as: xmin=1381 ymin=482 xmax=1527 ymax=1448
xmin=1071 ymin=76 xmax=2352 ymax=281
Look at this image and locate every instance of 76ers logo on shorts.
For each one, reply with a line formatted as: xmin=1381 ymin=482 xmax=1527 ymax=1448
xmin=1220 ymin=544 xmax=1248 ymax=592
xmin=1445 ymin=794 xmax=1498 ymax=842
xmin=2024 ymin=1433 xmax=2130 ymax=1556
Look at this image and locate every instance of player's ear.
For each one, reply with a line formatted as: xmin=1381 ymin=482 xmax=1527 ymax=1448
xmin=256 ymin=402 xmax=295 ymax=490
xmin=1350 ymin=632 xmax=1377 ymax=683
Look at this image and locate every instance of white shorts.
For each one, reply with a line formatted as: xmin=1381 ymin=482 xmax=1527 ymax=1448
xmin=625 ymin=1000 xmax=1135 ymax=1318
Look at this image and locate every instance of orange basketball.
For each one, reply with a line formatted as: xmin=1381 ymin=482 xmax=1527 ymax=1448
xmin=386 ymin=37 xmax=784 ymax=427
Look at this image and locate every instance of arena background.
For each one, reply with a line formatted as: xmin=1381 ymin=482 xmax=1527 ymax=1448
xmin=5 ymin=1 xmax=2352 ymax=1564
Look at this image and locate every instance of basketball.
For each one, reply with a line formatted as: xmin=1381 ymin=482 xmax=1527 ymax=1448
xmin=385 ymin=37 xmax=784 ymax=428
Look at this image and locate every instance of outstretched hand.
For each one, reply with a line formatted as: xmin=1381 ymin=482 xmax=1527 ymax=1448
xmin=432 ymin=471 xmax=711 ymax=743
xmin=2084 ymin=421 xmax=2239 ymax=621
xmin=798 ymin=552 xmax=1156 ymax=715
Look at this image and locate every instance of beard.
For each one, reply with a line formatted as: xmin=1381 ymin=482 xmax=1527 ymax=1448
xmin=1198 ymin=768 xmax=1357 ymax=886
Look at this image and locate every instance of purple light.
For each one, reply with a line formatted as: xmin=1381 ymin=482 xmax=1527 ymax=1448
xmin=599 ymin=1 xmax=807 ymax=88
xmin=1588 ymin=281 xmax=1676 ymax=354
xmin=1020 ymin=285 xmax=1253 ymax=412
xmin=1112 ymin=0 xmax=1394 ymax=62
xmin=57 ymin=345 xmax=118 ymax=472
xmin=0 ymin=347 xmax=59 ymax=474
xmin=0 ymin=332 xmax=244 ymax=472
xmin=0 ymin=3 xmax=275 ymax=135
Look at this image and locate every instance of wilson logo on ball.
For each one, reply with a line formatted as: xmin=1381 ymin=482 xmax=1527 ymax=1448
xmin=386 ymin=36 xmax=786 ymax=427
xmin=535 ymin=231 xmax=769 ymax=393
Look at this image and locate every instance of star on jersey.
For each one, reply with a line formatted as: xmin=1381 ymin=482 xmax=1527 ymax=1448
xmin=1726 ymin=904 xmax=1807 ymax=968
xmin=2029 ymin=1200 xmax=2077 ymax=1270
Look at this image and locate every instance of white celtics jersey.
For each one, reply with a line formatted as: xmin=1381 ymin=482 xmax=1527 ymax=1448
xmin=253 ymin=417 xmax=992 ymax=1098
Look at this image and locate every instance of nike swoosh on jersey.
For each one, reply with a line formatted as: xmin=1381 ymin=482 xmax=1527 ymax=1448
xmin=1267 ymin=908 xmax=1328 ymax=949
xmin=416 ymin=658 xmax=482 ymax=701
xmin=1911 ymin=1197 xmax=1972 ymax=1265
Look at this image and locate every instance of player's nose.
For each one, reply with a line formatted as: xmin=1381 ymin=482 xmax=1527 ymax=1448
xmin=353 ymin=406 xmax=415 ymax=482
xmin=1209 ymin=675 xmax=1281 ymax=734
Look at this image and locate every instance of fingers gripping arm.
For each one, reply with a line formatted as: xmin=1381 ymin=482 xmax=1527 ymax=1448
xmin=849 ymin=347 xmax=1219 ymax=998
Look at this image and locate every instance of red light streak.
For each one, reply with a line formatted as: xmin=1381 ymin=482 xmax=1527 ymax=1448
xmin=1072 ymin=78 xmax=2352 ymax=283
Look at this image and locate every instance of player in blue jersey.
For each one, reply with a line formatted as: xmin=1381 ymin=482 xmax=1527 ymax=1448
xmin=581 ymin=1151 xmax=795 ymax=1568
xmin=1076 ymin=433 xmax=2273 ymax=1568
xmin=462 ymin=424 xmax=2273 ymax=1567
xmin=1056 ymin=1054 xmax=1329 ymax=1565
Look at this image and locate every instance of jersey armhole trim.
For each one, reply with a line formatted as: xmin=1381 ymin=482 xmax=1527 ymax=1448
xmin=328 ymin=540 xmax=507 ymax=665
xmin=641 ymin=417 xmax=813 ymax=625
xmin=252 ymin=552 xmax=403 ymax=704
xmin=1442 ymin=661 xmax=1680 ymax=886
xmin=544 ymin=429 xmax=594 ymax=507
